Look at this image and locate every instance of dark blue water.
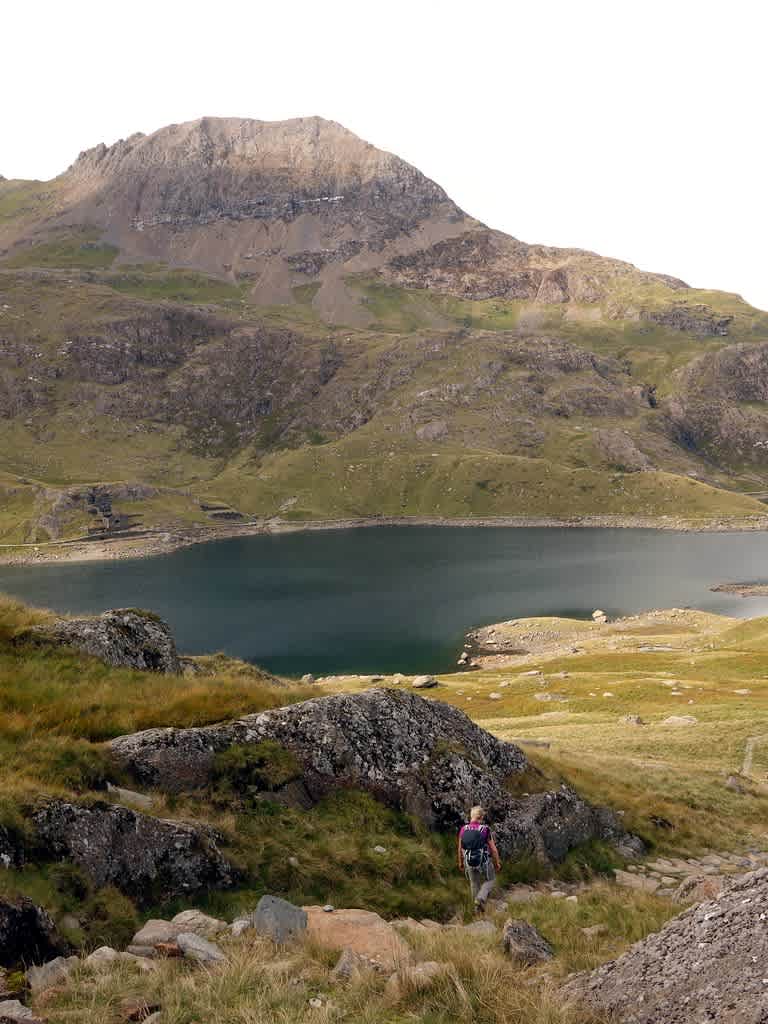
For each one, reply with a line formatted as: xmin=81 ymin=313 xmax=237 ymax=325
xmin=1 ymin=527 xmax=767 ymax=676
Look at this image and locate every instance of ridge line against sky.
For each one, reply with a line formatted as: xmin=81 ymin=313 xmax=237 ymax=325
xmin=2 ymin=0 xmax=766 ymax=311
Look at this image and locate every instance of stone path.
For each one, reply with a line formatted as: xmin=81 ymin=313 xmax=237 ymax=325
xmin=490 ymin=849 xmax=768 ymax=909
xmin=614 ymin=848 xmax=768 ymax=898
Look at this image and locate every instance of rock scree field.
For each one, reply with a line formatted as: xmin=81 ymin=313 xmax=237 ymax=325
xmin=2 ymin=593 xmax=768 ymax=1022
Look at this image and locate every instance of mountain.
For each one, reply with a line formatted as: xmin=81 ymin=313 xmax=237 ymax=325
xmin=1 ymin=115 xmax=768 ymax=547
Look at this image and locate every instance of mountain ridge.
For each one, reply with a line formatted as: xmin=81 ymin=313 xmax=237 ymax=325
xmin=2 ymin=114 xmax=768 ymax=550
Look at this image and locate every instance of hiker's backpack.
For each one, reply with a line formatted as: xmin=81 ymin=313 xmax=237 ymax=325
xmin=461 ymin=825 xmax=489 ymax=869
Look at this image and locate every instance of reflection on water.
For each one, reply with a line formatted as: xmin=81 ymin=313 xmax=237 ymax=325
xmin=1 ymin=527 xmax=768 ymax=676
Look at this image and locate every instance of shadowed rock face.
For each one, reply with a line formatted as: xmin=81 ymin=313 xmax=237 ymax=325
xmin=110 ymin=688 xmax=631 ymax=863
xmin=0 ymin=896 xmax=69 ymax=968
xmin=27 ymin=609 xmax=181 ymax=674
xmin=563 ymin=867 xmax=768 ymax=1024
xmin=33 ymin=801 xmax=235 ymax=907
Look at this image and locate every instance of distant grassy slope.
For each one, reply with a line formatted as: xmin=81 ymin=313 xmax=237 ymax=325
xmin=212 ymin=440 xmax=766 ymax=521
xmin=2 ymin=253 xmax=768 ymax=544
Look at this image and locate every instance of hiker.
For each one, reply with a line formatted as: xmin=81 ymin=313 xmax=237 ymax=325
xmin=458 ymin=805 xmax=502 ymax=913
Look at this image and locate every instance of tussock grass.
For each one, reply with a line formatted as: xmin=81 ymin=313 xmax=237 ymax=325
xmin=38 ymin=926 xmax=611 ymax=1024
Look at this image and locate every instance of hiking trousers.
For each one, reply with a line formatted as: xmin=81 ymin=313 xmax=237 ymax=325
xmin=466 ymin=859 xmax=496 ymax=906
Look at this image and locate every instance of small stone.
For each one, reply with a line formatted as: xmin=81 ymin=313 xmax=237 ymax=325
xmin=662 ymin=715 xmax=698 ymax=726
xmin=332 ymin=948 xmax=373 ymax=980
xmin=171 ymin=909 xmax=227 ymax=937
xmin=288 ymin=856 xmax=300 ymax=868
xmin=176 ymin=932 xmax=226 ymax=964
xmin=725 ymin=775 xmax=747 ymax=793
xmin=0 ymin=1000 xmax=45 ymax=1023
xmin=230 ymin=919 xmax=251 ymax=937
xmin=301 ymin=674 xmax=315 ymax=684
xmin=619 ymin=714 xmax=645 ymax=726
xmin=502 ymin=919 xmax=553 ymax=965
xmin=252 ymin=895 xmax=308 ymax=944
xmin=323 ymin=904 xmax=334 ymax=913
xmin=614 ymin=869 xmax=660 ymax=893
xmin=26 ymin=955 xmax=79 ymax=994
xmin=85 ymin=945 xmax=120 ymax=966
xmin=373 ymin=845 xmax=387 ymax=854
xmin=412 ymin=675 xmax=438 ymax=689
xmin=308 ymin=997 xmax=323 ymax=1009
xmin=581 ymin=924 xmax=609 ymax=938
xmin=126 ymin=945 xmax=156 ymax=958
xmin=489 ymin=692 xmax=502 ymax=700
xmin=132 ymin=920 xmax=179 ymax=947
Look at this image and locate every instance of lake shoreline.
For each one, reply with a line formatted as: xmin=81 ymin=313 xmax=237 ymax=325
xmin=3 ymin=511 xmax=768 ymax=567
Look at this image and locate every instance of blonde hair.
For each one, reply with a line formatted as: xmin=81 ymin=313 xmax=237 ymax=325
xmin=470 ymin=805 xmax=485 ymax=822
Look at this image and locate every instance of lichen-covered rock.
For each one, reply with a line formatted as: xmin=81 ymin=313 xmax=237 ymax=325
xmin=27 ymin=609 xmax=180 ymax=674
xmin=33 ymin=800 xmax=234 ymax=906
xmin=110 ymin=688 xmax=633 ymax=863
xmin=0 ymin=896 xmax=69 ymax=969
xmin=563 ymin=868 xmax=768 ymax=1023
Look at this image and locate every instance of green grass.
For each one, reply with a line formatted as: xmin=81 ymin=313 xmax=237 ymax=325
xmin=4 ymin=593 xmax=768 ymax=1022
xmin=3 ymin=231 xmax=118 ymax=269
xmin=105 ymin=268 xmax=248 ymax=305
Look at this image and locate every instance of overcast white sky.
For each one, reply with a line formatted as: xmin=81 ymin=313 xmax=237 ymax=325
xmin=2 ymin=0 xmax=765 ymax=309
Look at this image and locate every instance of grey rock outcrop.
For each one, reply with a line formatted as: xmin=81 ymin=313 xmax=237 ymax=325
xmin=564 ymin=867 xmax=768 ymax=1023
xmin=0 ymin=896 xmax=69 ymax=968
xmin=27 ymin=609 xmax=180 ymax=674
xmin=110 ymin=688 xmax=633 ymax=863
xmin=33 ymin=800 xmax=235 ymax=906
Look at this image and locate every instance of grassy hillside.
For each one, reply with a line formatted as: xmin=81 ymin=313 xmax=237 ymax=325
xmin=2 ymin=250 xmax=768 ymax=546
xmin=5 ymin=596 xmax=768 ymax=1022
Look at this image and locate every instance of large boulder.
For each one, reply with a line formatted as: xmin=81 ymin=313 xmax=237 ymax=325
xmin=27 ymin=609 xmax=181 ymax=674
xmin=0 ymin=896 xmax=69 ymax=968
xmin=563 ymin=867 xmax=768 ymax=1023
xmin=33 ymin=800 xmax=235 ymax=906
xmin=110 ymin=688 xmax=526 ymax=818
xmin=110 ymin=689 xmax=632 ymax=863
xmin=303 ymin=907 xmax=411 ymax=972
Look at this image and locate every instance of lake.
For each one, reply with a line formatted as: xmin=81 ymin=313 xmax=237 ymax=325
xmin=1 ymin=527 xmax=768 ymax=677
